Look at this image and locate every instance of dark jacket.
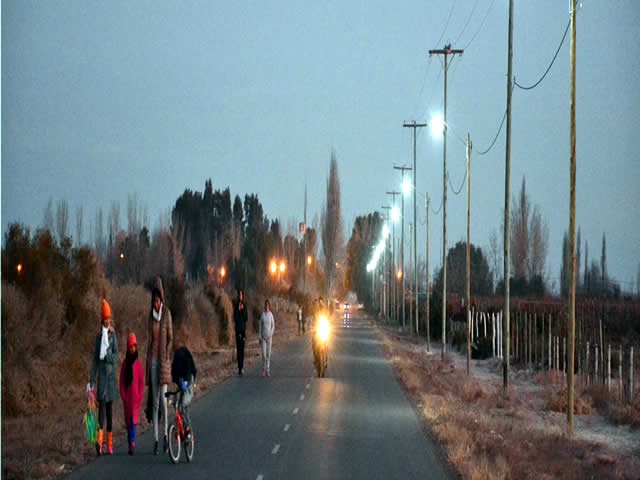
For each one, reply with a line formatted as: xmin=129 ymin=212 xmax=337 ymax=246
xmin=171 ymin=346 xmax=197 ymax=385
xmin=90 ymin=327 xmax=118 ymax=402
xmin=233 ymin=298 xmax=248 ymax=337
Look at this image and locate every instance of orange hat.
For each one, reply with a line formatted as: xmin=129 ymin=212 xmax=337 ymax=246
xmin=101 ymin=299 xmax=111 ymax=321
xmin=127 ymin=332 xmax=137 ymax=349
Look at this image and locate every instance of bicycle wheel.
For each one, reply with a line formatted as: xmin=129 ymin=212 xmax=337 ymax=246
xmin=168 ymin=424 xmax=181 ymax=463
xmin=185 ymin=428 xmax=195 ymax=462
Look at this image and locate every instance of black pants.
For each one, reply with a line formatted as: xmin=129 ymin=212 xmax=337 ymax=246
xmin=98 ymin=400 xmax=113 ymax=432
xmin=236 ymin=333 xmax=246 ymax=372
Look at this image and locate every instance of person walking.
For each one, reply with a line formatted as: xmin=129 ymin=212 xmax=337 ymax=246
xmin=233 ymin=289 xmax=248 ymax=376
xmin=145 ymin=277 xmax=173 ymax=455
xmin=87 ymin=299 xmax=118 ymax=456
xmin=297 ymin=304 xmax=303 ymax=335
xmin=259 ymin=299 xmax=275 ymax=377
xmin=119 ymin=332 xmax=144 ymax=455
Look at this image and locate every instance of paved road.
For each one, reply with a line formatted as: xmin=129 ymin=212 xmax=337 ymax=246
xmin=68 ymin=310 xmax=450 ymax=480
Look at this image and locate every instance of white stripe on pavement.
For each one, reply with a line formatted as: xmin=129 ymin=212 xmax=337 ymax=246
xmin=284 ymin=424 xmax=290 ymax=432
xmin=272 ymin=444 xmax=280 ymax=454
xmin=293 ymin=407 xmax=299 ymax=415
xmin=299 ymin=394 xmax=305 ymax=400
xmin=257 ymin=475 xmax=264 ymax=480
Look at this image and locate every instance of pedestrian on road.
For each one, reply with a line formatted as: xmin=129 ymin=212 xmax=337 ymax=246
xmin=297 ymin=304 xmax=303 ymax=335
xmin=119 ymin=332 xmax=144 ymax=455
xmin=233 ymin=288 xmax=248 ymax=376
xmin=88 ymin=299 xmax=118 ymax=456
xmin=145 ymin=277 xmax=173 ymax=455
xmin=259 ymin=299 xmax=275 ymax=377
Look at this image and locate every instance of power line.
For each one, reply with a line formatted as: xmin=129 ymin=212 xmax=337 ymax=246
xmin=514 ymin=20 xmax=570 ymax=91
xmin=476 ymin=83 xmax=515 ymax=156
xmin=463 ymin=0 xmax=497 ymax=50
xmin=454 ymin=0 xmax=479 ymax=44
xmin=431 ymin=197 xmax=443 ymax=215
xmin=448 ymin=167 xmax=467 ymax=195
xmin=435 ymin=0 xmax=457 ymax=47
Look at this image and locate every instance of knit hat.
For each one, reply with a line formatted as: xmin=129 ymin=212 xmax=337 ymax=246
xmin=127 ymin=332 xmax=137 ymax=349
xmin=101 ymin=299 xmax=111 ymax=321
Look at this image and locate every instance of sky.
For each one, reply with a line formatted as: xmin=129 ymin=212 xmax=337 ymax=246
xmin=2 ymin=1 xmax=639 ymax=292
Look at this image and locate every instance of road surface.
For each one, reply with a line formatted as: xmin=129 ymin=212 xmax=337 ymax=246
xmin=68 ymin=310 xmax=451 ymax=480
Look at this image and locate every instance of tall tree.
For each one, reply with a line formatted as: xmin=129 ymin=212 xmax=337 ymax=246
xmin=94 ymin=207 xmax=106 ymax=260
xmin=560 ymin=231 xmax=569 ymax=297
xmin=583 ymin=241 xmax=589 ymax=296
xmin=55 ymin=199 xmax=69 ymax=245
xmin=576 ymin=227 xmax=581 ymax=292
xmin=601 ymin=232 xmax=607 ymax=294
xmin=75 ymin=206 xmax=84 ymax=246
xmin=528 ymin=206 xmax=548 ymax=280
xmin=43 ymin=197 xmax=55 ymax=234
xmin=321 ymin=150 xmax=344 ymax=299
xmin=510 ymin=177 xmax=530 ymax=280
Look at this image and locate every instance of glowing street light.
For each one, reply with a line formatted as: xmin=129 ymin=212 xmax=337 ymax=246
xmin=430 ymin=114 xmax=445 ymax=137
xmin=396 ymin=270 xmax=402 ymax=279
xmin=402 ymin=177 xmax=411 ymax=196
xmin=220 ymin=267 xmax=226 ymax=278
xmin=16 ymin=263 xmax=22 ymax=274
xmin=279 ymin=261 xmax=286 ymax=273
xmin=391 ymin=206 xmax=400 ymax=223
xmin=270 ymin=260 xmax=277 ymax=274
xmin=307 ymin=255 xmax=312 ymax=266
xmin=120 ymin=253 xmax=124 ymax=260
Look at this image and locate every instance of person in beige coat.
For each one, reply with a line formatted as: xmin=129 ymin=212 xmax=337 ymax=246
xmin=145 ymin=277 xmax=173 ymax=455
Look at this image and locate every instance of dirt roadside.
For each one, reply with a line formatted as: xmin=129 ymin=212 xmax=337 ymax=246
xmin=372 ymin=320 xmax=640 ymax=480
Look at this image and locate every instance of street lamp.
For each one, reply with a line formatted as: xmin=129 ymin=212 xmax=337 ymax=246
xmin=307 ymin=255 xmax=312 ymax=266
xmin=16 ymin=263 xmax=22 ymax=274
xmin=270 ymin=260 xmax=277 ymax=275
xmin=402 ymin=177 xmax=411 ymax=195
xmin=120 ymin=253 xmax=124 ymax=260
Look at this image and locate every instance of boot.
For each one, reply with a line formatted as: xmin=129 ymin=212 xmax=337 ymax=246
xmin=153 ymin=440 xmax=159 ymax=456
xmin=128 ymin=442 xmax=135 ymax=455
xmin=95 ymin=429 xmax=103 ymax=456
xmin=163 ymin=434 xmax=168 ymax=454
xmin=106 ymin=432 xmax=113 ymax=455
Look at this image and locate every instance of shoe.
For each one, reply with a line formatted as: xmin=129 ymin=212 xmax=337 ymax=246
xmin=239 ymin=369 xmax=243 ymax=376
xmin=106 ymin=432 xmax=113 ymax=455
xmin=128 ymin=442 xmax=134 ymax=455
xmin=163 ymin=435 xmax=168 ymax=454
xmin=262 ymin=369 xmax=266 ymax=377
xmin=153 ymin=441 xmax=159 ymax=456
xmin=95 ymin=442 xmax=102 ymax=457
xmin=267 ymin=371 xmax=270 ymax=377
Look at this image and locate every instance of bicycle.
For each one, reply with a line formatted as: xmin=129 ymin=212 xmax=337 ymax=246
xmin=164 ymin=389 xmax=194 ymax=463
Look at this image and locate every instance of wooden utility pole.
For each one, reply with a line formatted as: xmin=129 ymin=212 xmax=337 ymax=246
xmin=404 ymin=121 xmax=427 ymax=335
xmin=387 ymin=191 xmax=401 ymax=323
xmin=426 ymin=194 xmax=430 ymax=352
xmin=382 ymin=205 xmax=392 ymax=319
xmin=429 ymin=44 xmax=463 ymax=360
xmin=567 ymin=0 xmax=577 ymax=435
xmin=502 ymin=0 xmax=514 ymax=391
xmin=409 ymin=222 xmax=413 ymax=327
xmin=466 ymin=133 xmax=472 ymax=375
xmin=394 ymin=165 xmax=412 ymax=330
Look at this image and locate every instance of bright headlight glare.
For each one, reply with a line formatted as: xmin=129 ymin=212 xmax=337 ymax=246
xmin=317 ymin=316 xmax=329 ymax=341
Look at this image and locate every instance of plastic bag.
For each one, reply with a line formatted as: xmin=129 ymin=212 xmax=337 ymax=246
xmin=83 ymin=389 xmax=98 ymax=444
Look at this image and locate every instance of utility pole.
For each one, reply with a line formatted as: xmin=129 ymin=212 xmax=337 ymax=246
xmin=303 ymin=183 xmax=307 ymax=293
xmin=425 ymin=194 xmax=430 ymax=352
xmin=429 ymin=44 xmax=463 ymax=360
xmin=409 ymin=222 xmax=413 ymax=327
xmin=503 ymin=0 xmax=514 ymax=390
xmin=387 ymin=190 xmax=401 ymax=323
xmin=567 ymin=0 xmax=577 ymax=436
xmin=466 ymin=133 xmax=472 ymax=376
xmin=382 ymin=205 xmax=392 ymax=320
xmin=394 ymin=165 xmax=412 ymax=330
xmin=404 ymin=121 xmax=427 ymax=336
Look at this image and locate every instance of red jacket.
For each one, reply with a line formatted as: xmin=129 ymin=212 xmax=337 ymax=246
xmin=119 ymin=357 xmax=144 ymax=425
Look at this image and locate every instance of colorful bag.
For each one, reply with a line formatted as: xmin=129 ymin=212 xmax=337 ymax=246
xmin=83 ymin=389 xmax=98 ymax=444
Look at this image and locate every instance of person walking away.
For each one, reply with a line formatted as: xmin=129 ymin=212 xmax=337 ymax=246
xmin=88 ymin=299 xmax=118 ymax=456
xmin=297 ymin=304 xmax=303 ymax=335
xmin=145 ymin=277 xmax=173 ymax=455
xmin=259 ymin=299 xmax=275 ymax=376
xmin=171 ymin=346 xmax=197 ymax=436
xmin=233 ymin=289 xmax=248 ymax=376
xmin=119 ymin=332 xmax=144 ymax=455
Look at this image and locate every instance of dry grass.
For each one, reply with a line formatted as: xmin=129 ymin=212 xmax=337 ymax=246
xmin=378 ymin=326 xmax=639 ymax=480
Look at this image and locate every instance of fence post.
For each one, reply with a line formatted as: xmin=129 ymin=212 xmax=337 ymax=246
xmin=629 ymin=347 xmax=634 ymax=405
xmin=619 ymin=346 xmax=623 ymax=401
xmin=586 ymin=341 xmax=590 ymax=386
xmin=607 ymin=344 xmax=611 ymax=392
xmin=595 ymin=345 xmax=599 ymax=386
xmin=534 ymin=312 xmax=537 ymax=370
xmin=563 ymin=337 xmax=567 ymax=376
xmin=548 ymin=314 xmax=552 ymax=372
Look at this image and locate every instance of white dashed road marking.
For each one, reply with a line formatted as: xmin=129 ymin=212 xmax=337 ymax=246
xmin=293 ymin=407 xmax=299 ymax=415
xmin=299 ymin=394 xmax=305 ymax=400
xmin=257 ymin=475 xmax=264 ymax=480
xmin=272 ymin=444 xmax=280 ymax=454
xmin=284 ymin=423 xmax=290 ymax=432
xmin=306 ymin=383 xmax=310 ymax=389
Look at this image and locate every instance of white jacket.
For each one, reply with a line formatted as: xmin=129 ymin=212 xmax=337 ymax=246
xmin=259 ymin=311 xmax=275 ymax=340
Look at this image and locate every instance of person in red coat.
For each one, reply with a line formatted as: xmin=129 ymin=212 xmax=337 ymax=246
xmin=120 ymin=333 xmax=144 ymax=455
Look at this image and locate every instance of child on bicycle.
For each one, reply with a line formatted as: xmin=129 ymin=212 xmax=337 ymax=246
xmin=171 ymin=346 xmax=197 ymax=436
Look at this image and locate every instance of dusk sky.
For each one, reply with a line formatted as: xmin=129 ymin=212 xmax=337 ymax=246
xmin=2 ymin=1 xmax=639 ymax=292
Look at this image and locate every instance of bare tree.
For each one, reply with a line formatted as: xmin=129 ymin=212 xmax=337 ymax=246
xmin=488 ymin=229 xmax=502 ymax=285
xmin=637 ymin=263 xmax=640 ymax=299
xmin=75 ymin=206 xmax=84 ymax=246
xmin=55 ymin=199 xmax=69 ymax=244
xmin=510 ymin=177 xmax=530 ymax=280
xmin=127 ymin=193 xmax=140 ymax=235
xmin=107 ymin=201 xmax=121 ymax=248
xmin=528 ymin=206 xmax=548 ymax=280
xmin=576 ymin=227 xmax=581 ymax=292
xmin=43 ymin=197 xmax=55 ymax=233
xmin=601 ymin=232 xmax=607 ymax=292
xmin=321 ymin=150 xmax=344 ymax=299
xmin=95 ymin=207 xmax=106 ymax=260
